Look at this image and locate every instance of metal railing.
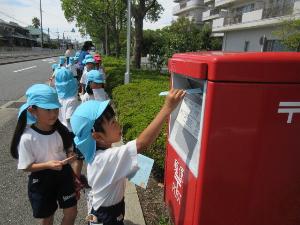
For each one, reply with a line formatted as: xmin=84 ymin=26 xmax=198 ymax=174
xmin=0 ymin=47 xmax=64 ymax=58
xmin=262 ymin=2 xmax=294 ymax=19
xmin=223 ymin=1 xmax=294 ymax=26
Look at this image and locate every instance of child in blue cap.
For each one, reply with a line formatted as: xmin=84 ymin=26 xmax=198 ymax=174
xmin=10 ymin=84 xmax=77 ymax=225
xmin=70 ymin=89 xmax=185 ymax=225
xmin=80 ymin=55 xmax=95 ymax=95
xmin=66 ymin=57 xmax=77 ymax=78
xmin=55 ymin=68 xmax=89 ymax=193
xmin=81 ymin=69 xmax=109 ymax=103
xmin=48 ymin=56 xmax=66 ymax=85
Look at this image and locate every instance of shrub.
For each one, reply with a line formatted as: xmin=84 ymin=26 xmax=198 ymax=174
xmin=109 ymin=71 xmax=169 ymax=178
xmin=104 ymin=57 xmax=170 ymax=176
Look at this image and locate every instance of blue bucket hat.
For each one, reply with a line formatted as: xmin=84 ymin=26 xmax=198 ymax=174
xmin=59 ymin=56 xmax=65 ymax=65
xmin=75 ymin=51 xmax=80 ymax=57
xmin=18 ymin=84 xmax=61 ymax=124
xmin=55 ymin=67 xmax=78 ymax=99
xmin=85 ymin=58 xmax=95 ymax=65
xmin=87 ymin=70 xmax=104 ymax=84
xmin=51 ymin=63 xmax=58 ymax=71
xmin=69 ymin=57 xmax=74 ymax=65
xmin=70 ymin=100 xmax=110 ymax=163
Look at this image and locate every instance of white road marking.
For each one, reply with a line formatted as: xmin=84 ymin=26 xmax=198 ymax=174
xmin=13 ymin=66 xmax=37 ymax=73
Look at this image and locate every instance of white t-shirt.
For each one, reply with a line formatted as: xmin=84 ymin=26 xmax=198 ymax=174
xmin=66 ymin=64 xmax=77 ymax=77
xmin=80 ymin=67 xmax=88 ymax=84
xmin=80 ymin=93 xmax=94 ymax=103
xmin=87 ymin=140 xmax=138 ymax=210
xmin=93 ymin=89 xmax=109 ymax=102
xmin=18 ymin=126 xmax=67 ymax=170
xmin=59 ymin=96 xmax=79 ymax=131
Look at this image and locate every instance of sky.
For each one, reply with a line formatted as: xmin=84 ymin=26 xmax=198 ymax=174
xmin=0 ymin=0 xmax=177 ymax=43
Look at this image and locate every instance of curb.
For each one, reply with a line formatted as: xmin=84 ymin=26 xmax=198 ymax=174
xmin=0 ymin=54 xmax=62 ymax=65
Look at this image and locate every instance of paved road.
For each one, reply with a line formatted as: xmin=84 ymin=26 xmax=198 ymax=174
xmin=0 ymin=57 xmax=57 ymax=107
xmin=0 ymin=59 xmax=144 ymax=225
xmin=0 ymin=58 xmax=88 ymax=225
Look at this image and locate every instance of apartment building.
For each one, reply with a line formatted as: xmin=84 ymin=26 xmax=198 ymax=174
xmin=209 ymin=0 xmax=300 ymax=51
xmin=174 ymin=0 xmax=300 ymax=51
xmin=173 ymin=0 xmax=206 ymax=24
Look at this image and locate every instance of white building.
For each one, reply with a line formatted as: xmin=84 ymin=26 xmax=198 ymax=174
xmin=174 ymin=0 xmax=300 ymax=51
xmin=173 ymin=0 xmax=206 ymax=24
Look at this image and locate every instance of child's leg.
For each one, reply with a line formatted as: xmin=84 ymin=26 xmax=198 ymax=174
xmin=71 ymin=159 xmax=83 ymax=177
xmin=40 ymin=215 xmax=54 ymax=225
xmin=61 ymin=205 xmax=77 ymax=225
xmin=58 ymin=165 xmax=78 ymax=224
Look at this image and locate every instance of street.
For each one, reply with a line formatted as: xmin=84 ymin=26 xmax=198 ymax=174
xmin=0 ymin=58 xmax=87 ymax=225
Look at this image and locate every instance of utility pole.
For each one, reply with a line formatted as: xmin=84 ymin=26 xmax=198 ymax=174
xmin=48 ymin=28 xmax=50 ymax=44
xmin=63 ymin=32 xmax=65 ymax=50
xmin=124 ymin=0 xmax=131 ymax=84
xmin=39 ymin=0 xmax=44 ymax=48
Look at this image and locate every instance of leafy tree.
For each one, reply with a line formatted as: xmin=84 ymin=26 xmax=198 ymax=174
xmin=273 ymin=19 xmax=300 ymax=51
xmin=122 ymin=0 xmax=163 ymax=68
xmin=61 ymin=0 xmax=126 ymax=57
xmin=32 ymin=17 xmax=40 ymax=28
xmin=142 ymin=29 xmax=165 ymax=71
xmin=142 ymin=18 xmax=222 ymax=71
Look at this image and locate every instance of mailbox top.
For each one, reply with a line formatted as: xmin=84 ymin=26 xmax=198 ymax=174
xmin=168 ymin=52 xmax=300 ymax=83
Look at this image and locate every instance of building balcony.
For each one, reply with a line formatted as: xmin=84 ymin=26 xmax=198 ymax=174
xmin=212 ymin=0 xmax=300 ymax=32
xmin=215 ymin=0 xmax=237 ymax=7
xmin=202 ymin=8 xmax=222 ymax=21
xmin=173 ymin=0 xmax=204 ymax=16
xmin=204 ymin=0 xmax=214 ymax=5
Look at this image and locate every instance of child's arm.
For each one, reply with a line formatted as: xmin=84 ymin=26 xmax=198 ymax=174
xmin=136 ymin=89 xmax=185 ymax=153
xmin=24 ymin=160 xmax=64 ymax=172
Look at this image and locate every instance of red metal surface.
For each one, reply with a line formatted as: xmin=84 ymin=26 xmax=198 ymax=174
xmin=165 ymin=52 xmax=300 ymax=225
xmin=196 ymin=81 xmax=300 ymax=225
xmin=168 ymin=52 xmax=300 ymax=83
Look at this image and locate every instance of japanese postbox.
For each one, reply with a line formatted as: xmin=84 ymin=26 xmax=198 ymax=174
xmin=164 ymin=52 xmax=300 ymax=225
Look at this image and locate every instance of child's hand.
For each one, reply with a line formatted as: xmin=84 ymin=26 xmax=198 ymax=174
xmin=47 ymin=160 xmax=63 ymax=171
xmin=163 ymin=89 xmax=185 ymax=114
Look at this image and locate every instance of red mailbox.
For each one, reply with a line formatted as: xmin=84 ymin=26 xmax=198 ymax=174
xmin=164 ymin=52 xmax=300 ymax=225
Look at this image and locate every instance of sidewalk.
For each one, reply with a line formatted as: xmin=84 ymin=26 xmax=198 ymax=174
xmin=124 ymin=181 xmax=146 ymax=225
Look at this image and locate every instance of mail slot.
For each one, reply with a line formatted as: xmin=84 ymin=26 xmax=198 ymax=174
xmin=164 ymin=52 xmax=300 ymax=225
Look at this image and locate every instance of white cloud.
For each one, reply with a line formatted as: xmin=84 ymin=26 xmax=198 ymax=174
xmin=144 ymin=0 xmax=177 ymax=30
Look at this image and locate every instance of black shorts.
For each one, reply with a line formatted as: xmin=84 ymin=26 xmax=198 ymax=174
xmin=91 ymin=198 xmax=125 ymax=225
xmin=76 ymin=69 xmax=82 ymax=82
xmin=69 ymin=132 xmax=84 ymax=160
xmin=28 ymin=164 xmax=77 ymax=218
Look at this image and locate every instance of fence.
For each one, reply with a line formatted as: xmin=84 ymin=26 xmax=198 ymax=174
xmin=0 ymin=47 xmax=64 ymax=59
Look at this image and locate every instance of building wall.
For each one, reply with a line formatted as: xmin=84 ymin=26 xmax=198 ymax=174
xmin=222 ymin=26 xmax=278 ymax=51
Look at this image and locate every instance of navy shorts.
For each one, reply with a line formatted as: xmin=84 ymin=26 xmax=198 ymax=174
xmin=28 ymin=164 xmax=77 ymax=218
xmin=91 ymin=198 xmax=125 ymax=225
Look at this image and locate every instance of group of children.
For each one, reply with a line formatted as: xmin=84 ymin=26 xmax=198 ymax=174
xmin=10 ymin=53 xmax=186 ymax=225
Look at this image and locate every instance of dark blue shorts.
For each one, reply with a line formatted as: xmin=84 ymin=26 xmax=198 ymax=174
xmin=28 ymin=164 xmax=77 ymax=218
xmin=91 ymin=198 xmax=125 ymax=225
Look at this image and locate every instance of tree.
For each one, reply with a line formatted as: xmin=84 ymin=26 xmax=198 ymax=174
xmin=273 ymin=19 xmax=300 ymax=51
xmin=61 ymin=0 xmax=126 ymax=57
xmin=123 ymin=0 xmax=163 ymax=68
xmin=32 ymin=17 xmax=40 ymax=28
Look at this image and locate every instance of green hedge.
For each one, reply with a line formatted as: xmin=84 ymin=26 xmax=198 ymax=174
xmin=104 ymin=58 xmax=170 ymax=177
